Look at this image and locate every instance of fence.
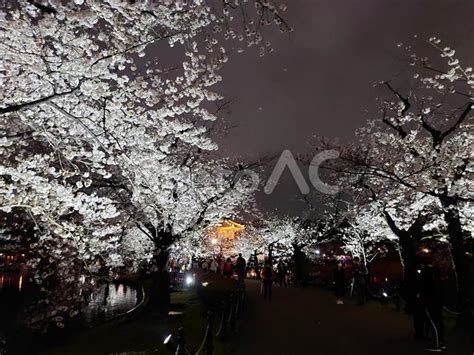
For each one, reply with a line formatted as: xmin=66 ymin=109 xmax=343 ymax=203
xmin=167 ymin=284 xmax=246 ymax=355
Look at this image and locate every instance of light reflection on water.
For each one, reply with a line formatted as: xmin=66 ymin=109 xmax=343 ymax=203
xmin=0 ymin=271 xmax=140 ymax=327
xmin=0 ymin=271 xmax=25 ymax=335
xmin=82 ymin=282 xmax=139 ymax=326
xmin=0 ymin=271 xmax=24 ymax=293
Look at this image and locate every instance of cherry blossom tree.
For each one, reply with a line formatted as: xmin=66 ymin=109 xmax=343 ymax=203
xmin=311 ymin=38 xmax=473 ymax=320
xmin=234 ymin=214 xmax=315 ymax=284
xmin=339 ymin=203 xmax=394 ymax=264
xmin=130 ymin=156 xmax=259 ymax=304
xmin=236 ymin=215 xmax=310 ymax=260
xmin=0 ymin=0 xmax=288 ymax=326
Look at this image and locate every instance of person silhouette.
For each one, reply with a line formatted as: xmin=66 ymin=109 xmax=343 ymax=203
xmin=261 ymin=261 xmax=275 ymax=300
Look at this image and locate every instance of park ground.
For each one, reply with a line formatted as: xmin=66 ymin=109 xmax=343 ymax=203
xmin=38 ymin=277 xmax=473 ymax=355
xmin=233 ymin=280 xmax=473 ymax=355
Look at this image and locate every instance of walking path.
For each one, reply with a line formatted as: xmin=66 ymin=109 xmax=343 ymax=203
xmin=232 ymin=280 xmax=471 ymax=355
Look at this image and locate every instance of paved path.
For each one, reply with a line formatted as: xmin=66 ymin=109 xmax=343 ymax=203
xmin=232 ymin=280 xmax=472 ymax=355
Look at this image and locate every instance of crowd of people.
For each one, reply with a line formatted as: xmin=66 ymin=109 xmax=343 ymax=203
xmin=183 ymin=251 xmax=449 ymax=351
xmin=332 ymin=257 xmax=447 ymax=352
xmin=188 ymin=254 xmax=290 ymax=301
xmin=254 ymin=254 xmax=451 ymax=352
xmin=333 ymin=257 xmax=368 ymax=306
xmin=259 ymin=260 xmax=290 ymax=300
xmin=190 ymin=254 xmax=248 ymax=284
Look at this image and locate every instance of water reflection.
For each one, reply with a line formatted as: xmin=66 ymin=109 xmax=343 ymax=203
xmin=0 ymin=271 xmax=25 ymax=293
xmin=82 ymin=282 xmax=139 ymax=326
xmin=0 ymin=270 xmax=141 ymax=329
xmin=0 ymin=271 xmax=26 ymax=341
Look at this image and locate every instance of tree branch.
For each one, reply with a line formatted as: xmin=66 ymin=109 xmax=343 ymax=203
xmin=383 ymin=209 xmax=404 ymax=237
xmin=0 ymin=85 xmax=80 ymax=115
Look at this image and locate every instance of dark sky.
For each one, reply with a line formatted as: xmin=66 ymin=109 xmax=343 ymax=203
xmin=212 ymin=0 xmax=474 ymax=216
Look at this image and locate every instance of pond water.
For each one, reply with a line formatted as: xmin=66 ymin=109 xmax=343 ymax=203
xmin=81 ymin=282 xmax=140 ymax=326
xmin=0 ymin=270 xmax=141 ymax=330
xmin=0 ymin=271 xmax=24 ymax=293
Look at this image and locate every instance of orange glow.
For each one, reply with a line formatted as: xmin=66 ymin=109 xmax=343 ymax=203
xmin=209 ymin=220 xmax=245 ymax=241
xmin=211 ymin=220 xmax=245 ymax=240
xmin=208 ymin=220 xmax=245 ymax=255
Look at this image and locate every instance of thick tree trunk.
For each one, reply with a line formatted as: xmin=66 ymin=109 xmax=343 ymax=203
xmin=137 ymin=224 xmax=176 ymax=309
xmin=149 ymin=249 xmax=171 ymax=308
xmin=398 ymin=235 xmax=421 ymax=313
xmin=292 ymin=243 xmax=305 ymax=286
xmin=268 ymin=244 xmax=273 ymax=264
xmin=440 ymin=197 xmax=472 ymax=325
xmin=383 ymin=211 xmax=424 ymax=313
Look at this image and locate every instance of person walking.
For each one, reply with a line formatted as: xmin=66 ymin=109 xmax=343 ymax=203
xmin=277 ymin=260 xmax=287 ymax=287
xmin=192 ymin=258 xmax=199 ymax=271
xmin=333 ymin=261 xmax=345 ymax=304
xmin=201 ymin=259 xmax=209 ymax=273
xmin=413 ymin=258 xmax=428 ymax=341
xmin=261 ymin=261 xmax=274 ymax=300
xmin=352 ymin=257 xmax=368 ymax=306
xmin=418 ymin=259 xmax=446 ymax=352
xmin=223 ymin=257 xmax=234 ymax=278
xmin=210 ymin=259 xmax=219 ymax=273
xmin=253 ymin=250 xmax=261 ymax=280
xmin=236 ymin=253 xmax=247 ymax=284
xmin=218 ymin=257 xmax=225 ymax=275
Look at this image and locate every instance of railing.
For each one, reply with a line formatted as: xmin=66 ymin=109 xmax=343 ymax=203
xmin=166 ymin=284 xmax=246 ymax=355
xmin=359 ymin=283 xmax=464 ymax=318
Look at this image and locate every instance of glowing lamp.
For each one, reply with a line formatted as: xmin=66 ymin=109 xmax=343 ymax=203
xmin=185 ymin=275 xmax=195 ymax=286
xmin=163 ymin=334 xmax=172 ymax=345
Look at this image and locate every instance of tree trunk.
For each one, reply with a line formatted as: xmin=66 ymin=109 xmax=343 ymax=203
xmin=137 ymin=224 xmax=176 ymax=309
xmin=398 ymin=235 xmax=421 ymax=313
xmin=440 ymin=197 xmax=472 ymax=326
xmin=149 ymin=248 xmax=171 ymax=308
xmin=383 ymin=210 xmax=424 ymax=313
xmin=268 ymin=244 xmax=273 ymax=264
xmin=292 ymin=243 xmax=305 ymax=286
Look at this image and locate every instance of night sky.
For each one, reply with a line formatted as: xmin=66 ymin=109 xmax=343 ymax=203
xmin=211 ymin=0 xmax=474 ymax=217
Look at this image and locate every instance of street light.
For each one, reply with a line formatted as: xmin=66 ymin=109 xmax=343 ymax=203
xmin=163 ymin=334 xmax=172 ymax=345
xmin=185 ymin=274 xmax=195 ymax=286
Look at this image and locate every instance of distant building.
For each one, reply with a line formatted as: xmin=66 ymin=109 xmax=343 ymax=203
xmin=0 ymin=250 xmax=27 ymax=270
xmin=208 ymin=220 xmax=245 ymax=256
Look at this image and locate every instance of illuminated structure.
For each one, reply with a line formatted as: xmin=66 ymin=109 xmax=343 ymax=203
xmin=209 ymin=220 xmax=245 ymax=256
